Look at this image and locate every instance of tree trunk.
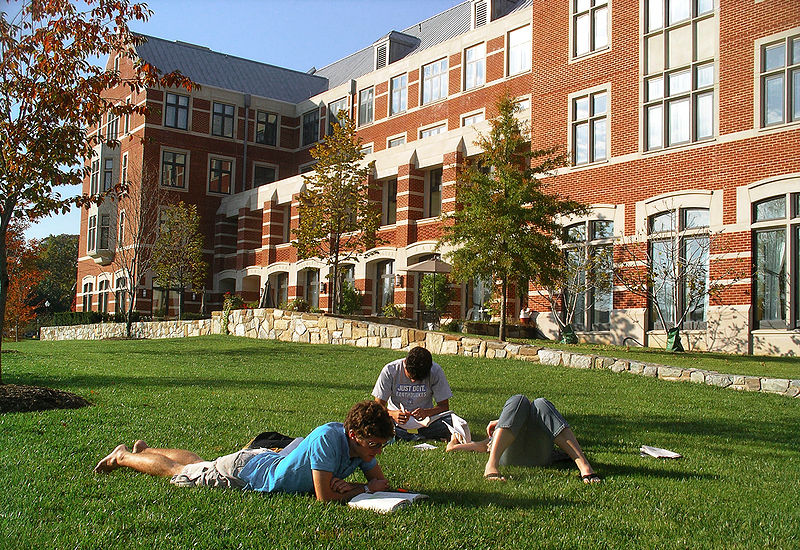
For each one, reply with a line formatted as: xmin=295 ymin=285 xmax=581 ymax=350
xmin=0 ymin=225 xmax=8 ymax=384
xmin=499 ymin=278 xmax=507 ymax=342
xmin=178 ymin=286 xmax=185 ymax=320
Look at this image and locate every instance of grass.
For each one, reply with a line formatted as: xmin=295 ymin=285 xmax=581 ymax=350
xmin=449 ymin=332 xmax=800 ymax=380
xmin=1 ymin=335 xmax=798 ymax=549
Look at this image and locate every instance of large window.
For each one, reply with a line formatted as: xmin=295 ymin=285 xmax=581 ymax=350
xmin=426 ymin=168 xmax=442 ymax=218
xmin=87 ymin=215 xmax=97 ymax=252
xmin=562 ymin=220 xmax=614 ymax=331
xmin=82 ymin=282 xmax=93 ymax=312
xmin=358 ymin=87 xmax=374 ymax=126
xmin=759 ymin=34 xmax=800 ymax=127
xmin=115 ymin=276 xmax=127 ymax=314
xmin=573 ymin=0 xmax=609 ymax=58
xmin=98 ymin=279 xmax=109 ymax=313
xmin=106 ymin=112 xmax=118 ymax=141
xmin=572 ymin=90 xmax=608 ymax=165
xmin=255 ymin=111 xmax=278 ymax=145
xmin=102 ymin=158 xmax=113 ymax=192
xmin=382 ymin=178 xmax=397 ymax=226
xmin=422 ymin=59 xmax=448 ymax=104
xmin=209 ymin=158 xmax=232 ymax=194
xmin=508 ymin=25 xmax=532 ymax=75
xmin=648 ymin=207 xmax=710 ymax=329
xmin=464 ymin=43 xmax=486 ymax=90
xmin=161 ymin=151 xmax=186 ymax=188
xmin=253 ymin=164 xmax=276 ymax=187
xmin=90 ymin=160 xmax=99 ymax=195
xmin=390 ymin=74 xmax=407 ymax=115
xmin=99 ymin=214 xmax=110 ymax=249
xmin=752 ymin=193 xmax=799 ymax=329
xmin=467 ymin=279 xmax=492 ymax=320
xmin=165 ymin=92 xmax=189 ymax=129
xmin=304 ymin=269 xmax=320 ymax=309
xmin=302 ymin=109 xmax=319 ymax=147
xmin=212 ymin=102 xmax=235 ymax=137
xmin=375 ymin=260 xmax=394 ymax=313
xmin=274 ymin=272 xmax=289 ymax=307
xmin=644 ymin=0 xmax=715 ymax=150
xmin=327 ymin=98 xmax=347 ymax=135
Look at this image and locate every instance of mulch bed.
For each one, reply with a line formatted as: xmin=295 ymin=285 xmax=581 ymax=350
xmin=0 ymin=384 xmax=92 ymax=414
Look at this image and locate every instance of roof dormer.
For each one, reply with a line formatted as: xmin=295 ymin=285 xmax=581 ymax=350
xmin=373 ymin=31 xmax=420 ymax=70
xmin=472 ymin=0 xmax=519 ymax=29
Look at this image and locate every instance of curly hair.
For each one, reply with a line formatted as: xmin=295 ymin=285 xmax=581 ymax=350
xmin=404 ymin=346 xmax=433 ymax=381
xmin=344 ymin=400 xmax=394 ymax=440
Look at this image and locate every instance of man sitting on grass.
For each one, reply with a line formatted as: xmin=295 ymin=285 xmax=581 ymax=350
xmin=373 ymin=346 xmax=453 ymax=441
xmin=94 ymin=400 xmax=394 ymax=502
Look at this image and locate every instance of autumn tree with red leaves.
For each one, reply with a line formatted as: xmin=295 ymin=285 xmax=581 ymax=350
xmin=4 ymin=221 xmax=43 ymax=341
xmin=0 ymin=0 xmax=194 ymax=383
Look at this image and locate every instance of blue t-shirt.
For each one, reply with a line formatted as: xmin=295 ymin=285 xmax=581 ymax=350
xmin=237 ymin=422 xmax=377 ymax=494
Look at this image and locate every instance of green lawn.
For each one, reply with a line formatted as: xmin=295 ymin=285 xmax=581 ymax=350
xmin=1 ymin=336 xmax=798 ymax=549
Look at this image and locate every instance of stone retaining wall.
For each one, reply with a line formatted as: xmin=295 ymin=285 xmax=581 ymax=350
xmin=40 ymin=308 xmax=799 ymax=399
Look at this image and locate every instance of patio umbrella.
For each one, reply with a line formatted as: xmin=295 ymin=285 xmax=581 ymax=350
xmin=405 ymin=258 xmax=452 ymax=313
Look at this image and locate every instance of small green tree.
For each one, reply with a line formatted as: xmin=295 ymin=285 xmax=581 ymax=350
xmin=420 ymin=274 xmax=452 ymax=315
xmin=151 ymin=202 xmax=206 ymax=319
xmin=338 ymin=280 xmax=362 ymax=315
xmin=294 ymin=112 xmax=381 ymax=314
xmin=441 ymin=93 xmax=585 ymax=341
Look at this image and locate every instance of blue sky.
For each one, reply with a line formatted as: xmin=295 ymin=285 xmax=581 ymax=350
xmin=26 ymin=0 xmax=462 ymax=239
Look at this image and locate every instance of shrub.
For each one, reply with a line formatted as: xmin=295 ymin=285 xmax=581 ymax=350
xmin=420 ymin=274 xmax=452 ymax=313
xmin=338 ymin=280 xmax=362 ymax=315
xmin=381 ymin=303 xmax=402 ymax=318
xmin=284 ymin=298 xmax=310 ymax=312
xmin=53 ymin=311 xmax=105 ymax=326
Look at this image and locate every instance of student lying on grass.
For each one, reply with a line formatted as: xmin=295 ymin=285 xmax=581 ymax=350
xmin=95 ymin=401 xmax=394 ymax=502
xmin=445 ymin=394 xmax=602 ymax=484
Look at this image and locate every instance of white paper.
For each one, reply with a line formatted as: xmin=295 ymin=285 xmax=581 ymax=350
xmin=413 ymin=443 xmax=437 ymax=450
xmin=348 ymin=491 xmax=428 ymax=513
xmin=640 ymin=445 xmax=682 ymax=459
xmin=443 ymin=413 xmax=472 ymax=443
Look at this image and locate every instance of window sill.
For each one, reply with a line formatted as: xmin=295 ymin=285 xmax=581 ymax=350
xmin=159 ymin=184 xmax=189 ymax=193
xmin=570 ymin=158 xmax=610 ymax=170
xmin=758 ymin=119 xmax=800 ymax=133
xmin=569 ymin=46 xmax=611 ymax=64
xmin=642 ymin=136 xmax=717 ymax=156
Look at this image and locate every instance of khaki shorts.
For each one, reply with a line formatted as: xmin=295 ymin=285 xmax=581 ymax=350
xmin=170 ymin=448 xmax=270 ymax=488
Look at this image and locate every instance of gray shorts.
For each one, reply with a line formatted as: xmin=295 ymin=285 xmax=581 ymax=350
xmin=170 ymin=448 xmax=269 ymax=488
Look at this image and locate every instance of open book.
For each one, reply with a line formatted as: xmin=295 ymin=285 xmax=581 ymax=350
xmin=396 ymin=409 xmax=452 ymax=430
xmin=443 ymin=413 xmax=471 ymax=443
xmin=348 ymin=491 xmax=428 ymax=513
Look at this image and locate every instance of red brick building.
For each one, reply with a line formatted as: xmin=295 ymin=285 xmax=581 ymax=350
xmin=76 ymin=0 xmax=800 ymax=354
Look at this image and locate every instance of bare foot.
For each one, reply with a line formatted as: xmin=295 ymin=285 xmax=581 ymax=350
xmin=446 ymin=434 xmax=460 ymax=452
xmin=94 ymin=444 xmax=128 ymax=473
xmin=132 ymin=440 xmax=149 ymax=453
xmin=484 ymin=472 xmax=507 ymax=481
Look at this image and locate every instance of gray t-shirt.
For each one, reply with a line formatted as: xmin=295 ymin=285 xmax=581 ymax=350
xmin=371 ymin=358 xmax=453 ymax=412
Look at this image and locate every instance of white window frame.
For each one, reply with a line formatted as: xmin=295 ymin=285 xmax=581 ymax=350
xmin=421 ymin=58 xmax=448 ymax=105
xmin=569 ymin=85 xmax=610 ymax=166
xmin=327 ymin=97 xmax=348 ymax=135
xmin=464 ymin=43 xmax=486 ymax=90
xmin=508 ymin=25 xmax=532 ymax=76
xmin=461 ymin=110 xmax=486 ymax=127
xmin=419 ymin=122 xmax=447 ymax=139
xmin=643 ymin=0 xmax=717 ymax=152
xmin=387 ymin=134 xmax=406 ymax=148
xmin=754 ymin=29 xmax=800 ymax=129
xmin=358 ymin=87 xmax=374 ymax=126
xmin=390 ymin=74 xmax=408 ymax=116
xmin=571 ymin=0 xmax=610 ymax=59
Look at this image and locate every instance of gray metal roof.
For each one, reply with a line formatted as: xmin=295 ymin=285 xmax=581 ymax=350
xmin=316 ymin=0 xmax=531 ymax=89
xmin=134 ymin=34 xmax=329 ymax=103
xmin=134 ymin=0 xmax=531 ymax=103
